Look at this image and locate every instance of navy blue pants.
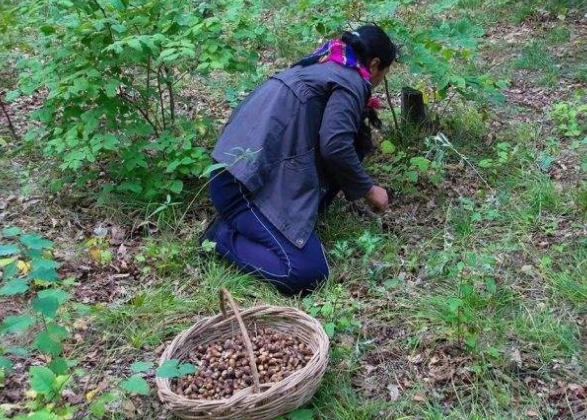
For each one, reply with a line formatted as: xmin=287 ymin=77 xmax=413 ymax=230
xmin=209 ymin=170 xmax=330 ymax=295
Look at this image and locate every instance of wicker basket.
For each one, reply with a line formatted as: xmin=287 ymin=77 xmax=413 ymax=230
xmin=156 ymin=289 xmax=329 ymax=420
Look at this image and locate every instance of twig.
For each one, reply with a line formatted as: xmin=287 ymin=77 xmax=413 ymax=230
xmin=438 ymin=90 xmax=457 ymax=120
xmin=90 ymin=0 xmax=114 ymax=41
xmin=384 ymin=76 xmax=400 ymax=133
xmin=157 ymin=66 xmax=167 ymax=130
xmin=145 ymin=55 xmax=151 ymax=123
xmin=433 ymin=132 xmax=492 ymax=189
xmin=0 ymin=99 xmax=19 ymax=141
xmin=121 ymin=96 xmax=160 ymax=136
xmin=164 ymin=66 xmax=175 ymax=124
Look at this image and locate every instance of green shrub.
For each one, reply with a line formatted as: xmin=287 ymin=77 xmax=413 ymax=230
xmin=270 ymin=0 xmax=505 ymax=103
xmin=550 ymin=100 xmax=587 ymax=138
xmin=6 ymin=0 xmax=264 ymax=198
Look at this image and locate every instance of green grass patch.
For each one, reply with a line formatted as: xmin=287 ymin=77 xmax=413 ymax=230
xmin=515 ymin=41 xmax=560 ymax=86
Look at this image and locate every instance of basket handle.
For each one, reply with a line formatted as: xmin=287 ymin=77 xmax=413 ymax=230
xmin=219 ymin=288 xmax=261 ymax=393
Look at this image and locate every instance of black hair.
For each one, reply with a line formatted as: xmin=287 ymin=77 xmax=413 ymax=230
xmin=342 ymin=25 xmax=397 ymax=69
xmin=354 ymin=107 xmax=382 ymax=158
xmin=295 ymin=24 xmax=397 ymax=69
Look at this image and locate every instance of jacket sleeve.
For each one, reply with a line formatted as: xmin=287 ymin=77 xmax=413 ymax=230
xmin=319 ymin=87 xmax=374 ymax=201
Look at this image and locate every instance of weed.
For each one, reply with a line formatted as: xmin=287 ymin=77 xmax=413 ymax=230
xmin=304 ymin=285 xmax=361 ymax=339
xmin=576 ymin=183 xmax=587 ymax=214
xmin=570 ymin=64 xmax=587 ymax=83
xmin=442 ymin=105 xmax=489 ymax=146
xmin=546 ymin=25 xmax=571 ymax=43
xmin=511 ymin=308 xmax=581 ymax=362
xmin=550 ymin=100 xmax=587 ymax=138
xmin=526 ymin=174 xmax=560 ymax=216
xmin=515 ymin=41 xmax=559 ymax=86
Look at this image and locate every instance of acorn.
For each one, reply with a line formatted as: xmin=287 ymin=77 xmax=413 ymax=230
xmin=172 ymin=328 xmax=313 ymax=400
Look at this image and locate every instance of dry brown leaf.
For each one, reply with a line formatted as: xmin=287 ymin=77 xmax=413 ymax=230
xmin=510 ymin=348 xmax=522 ymax=365
xmin=521 ymin=265 xmax=533 ymax=273
xmin=89 ymin=247 xmax=102 ymax=263
xmin=388 ymin=384 xmax=400 ymax=402
xmin=526 ymin=409 xmax=540 ymax=418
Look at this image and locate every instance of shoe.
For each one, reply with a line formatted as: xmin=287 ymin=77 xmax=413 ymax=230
xmin=199 ymin=215 xmax=223 ymax=246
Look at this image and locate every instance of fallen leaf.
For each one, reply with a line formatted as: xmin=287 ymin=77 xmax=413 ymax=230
xmin=73 ymin=318 xmax=89 ymax=330
xmin=110 ymin=226 xmax=126 ymax=244
xmin=17 ymin=260 xmax=31 ymax=275
xmin=86 ymin=387 xmax=101 ymax=402
xmin=521 ymin=265 xmax=533 ymax=273
xmin=412 ymin=393 xmax=426 ymax=402
xmin=117 ymin=244 xmax=128 ymax=260
xmin=510 ymin=348 xmax=522 ymax=366
xmin=62 ymin=389 xmax=83 ymax=404
xmin=89 ymin=248 xmax=102 ymax=263
xmin=387 ymin=384 xmax=400 ymax=402
xmin=122 ymin=399 xmax=136 ymax=418
xmin=408 ymin=354 xmax=422 ymax=364
xmin=93 ymin=227 xmax=108 ymax=237
xmin=526 ymin=409 xmax=539 ymax=417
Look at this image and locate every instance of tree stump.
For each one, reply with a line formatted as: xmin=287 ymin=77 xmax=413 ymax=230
xmin=401 ymin=87 xmax=427 ymax=127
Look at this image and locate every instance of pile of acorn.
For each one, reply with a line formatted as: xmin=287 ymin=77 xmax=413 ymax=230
xmin=173 ymin=327 xmax=314 ymax=400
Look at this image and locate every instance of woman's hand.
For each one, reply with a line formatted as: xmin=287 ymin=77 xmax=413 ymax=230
xmin=365 ymin=185 xmax=389 ymax=212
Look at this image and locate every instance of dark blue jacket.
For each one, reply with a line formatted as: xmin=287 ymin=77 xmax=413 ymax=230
xmin=211 ymin=62 xmax=374 ymax=248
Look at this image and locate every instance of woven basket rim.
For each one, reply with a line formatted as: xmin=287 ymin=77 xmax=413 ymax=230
xmin=156 ymin=299 xmax=329 ymax=411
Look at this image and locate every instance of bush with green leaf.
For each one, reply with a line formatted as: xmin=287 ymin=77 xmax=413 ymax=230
xmin=0 ymin=227 xmax=76 ymax=416
xmin=5 ymin=0 xmax=264 ymax=198
xmin=0 ymin=227 xmax=203 ymax=417
xmin=550 ymin=100 xmax=587 ymax=138
xmin=375 ymin=141 xmax=445 ymax=194
xmin=303 ymin=286 xmax=361 ymax=339
xmin=270 ymin=0 xmax=505 ymax=105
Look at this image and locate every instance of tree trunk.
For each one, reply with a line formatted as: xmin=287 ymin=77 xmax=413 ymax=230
xmin=0 ymin=99 xmax=19 ymax=141
xmin=401 ymin=87 xmax=427 ymax=127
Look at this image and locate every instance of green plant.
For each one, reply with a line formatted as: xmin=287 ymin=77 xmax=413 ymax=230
xmin=576 ymin=183 xmax=587 ymax=214
xmin=6 ymin=0 xmax=264 ymax=198
xmin=514 ymin=40 xmax=559 ymax=86
xmin=276 ymin=408 xmax=315 ymax=420
xmin=270 ymin=0 xmax=505 ymax=104
xmin=550 ymin=100 xmax=587 ymax=138
xmin=527 ymin=174 xmax=560 ymax=216
xmin=356 ymin=231 xmax=383 ymax=261
xmin=0 ymin=227 xmax=76 ymax=417
xmin=546 ymin=25 xmax=571 ymax=43
xmin=571 ymin=64 xmax=587 ymax=84
xmin=119 ymin=359 xmax=195 ymax=397
xmin=416 ymin=249 xmax=512 ymax=353
xmin=478 ymin=142 xmax=514 ymax=173
xmin=376 ymin=141 xmax=446 ymax=194
xmin=331 ymin=239 xmax=355 ymax=261
xmin=304 ymin=286 xmax=361 ymax=339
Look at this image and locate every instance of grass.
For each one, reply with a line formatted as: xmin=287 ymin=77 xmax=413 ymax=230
xmin=2 ymin=1 xmax=587 ymax=419
xmin=515 ymin=40 xmax=560 ymax=86
xmin=53 ymin=107 xmax=584 ymax=419
xmin=570 ymin=64 xmax=587 ymax=84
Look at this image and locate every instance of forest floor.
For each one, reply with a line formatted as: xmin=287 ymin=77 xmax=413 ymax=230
xmin=1 ymin=3 xmax=587 ymax=420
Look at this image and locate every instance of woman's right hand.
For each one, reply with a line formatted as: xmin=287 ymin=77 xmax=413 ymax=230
xmin=365 ymin=185 xmax=389 ymax=212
